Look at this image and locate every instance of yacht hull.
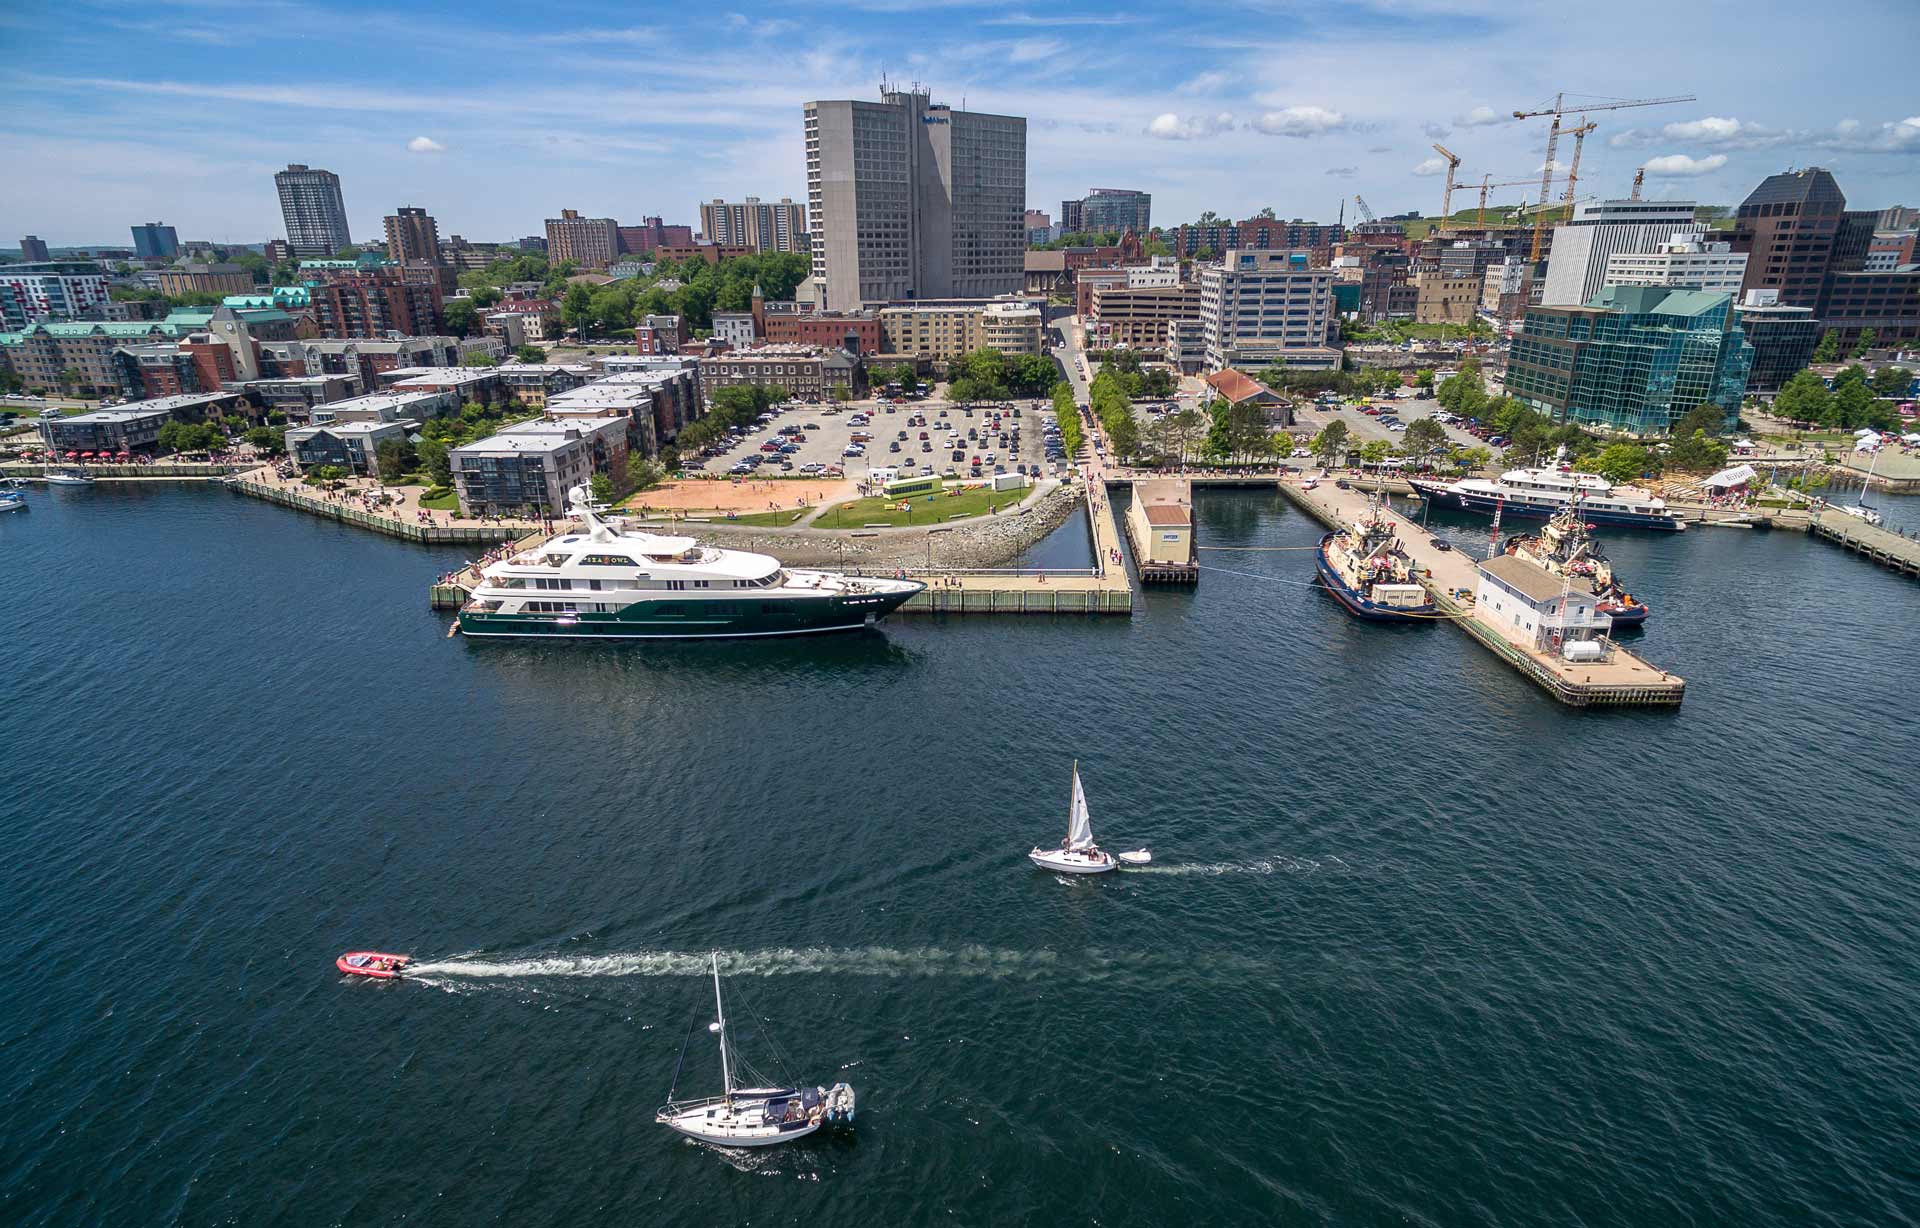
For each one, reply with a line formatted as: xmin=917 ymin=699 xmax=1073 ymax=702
xmin=1408 ymin=480 xmax=1684 ymax=531
xmin=458 ymin=586 xmax=921 ymax=640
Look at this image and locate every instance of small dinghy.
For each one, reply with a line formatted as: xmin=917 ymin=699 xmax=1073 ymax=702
xmin=337 ymin=952 xmax=411 ymax=979
xmin=1029 ymin=763 xmax=1147 ymax=874
xmin=656 ymin=954 xmax=855 ymax=1148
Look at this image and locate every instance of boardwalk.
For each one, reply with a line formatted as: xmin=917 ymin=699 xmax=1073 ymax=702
xmin=1807 ymin=508 xmax=1920 ymax=579
xmin=892 ymin=477 xmax=1132 ymax=614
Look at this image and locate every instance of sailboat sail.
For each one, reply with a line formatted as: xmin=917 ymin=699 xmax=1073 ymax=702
xmin=1067 ymin=767 xmax=1094 ymax=849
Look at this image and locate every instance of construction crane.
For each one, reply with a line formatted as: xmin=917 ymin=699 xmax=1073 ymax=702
xmin=1430 ymin=143 xmax=1462 ymax=229
xmin=1473 ymin=176 xmax=1542 ymax=229
xmin=1352 ymin=194 xmax=1377 ymax=224
xmin=1512 ymin=91 xmax=1696 ymax=259
xmin=1559 ymin=121 xmax=1599 ymax=216
xmin=1630 ymin=166 xmax=1646 ymax=200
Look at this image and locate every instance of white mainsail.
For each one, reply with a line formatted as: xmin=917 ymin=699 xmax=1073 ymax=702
xmin=1067 ymin=765 xmax=1094 ymax=850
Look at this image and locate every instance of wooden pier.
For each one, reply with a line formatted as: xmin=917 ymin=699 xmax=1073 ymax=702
xmin=1275 ymin=479 xmax=1685 ymax=708
xmin=1807 ymin=510 xmax=1920 ymax=579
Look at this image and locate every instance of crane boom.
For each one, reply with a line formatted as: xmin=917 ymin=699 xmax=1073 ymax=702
xmin=1511 ymin=92 xmax=1696 ymax=120
xmin=1353 ymin=194 xmax=1376 ymax=224
xmin=1431 ymin=143 xmax=1462 ymax=229
xmin=1513 ymin=90 xmax=1696 ymax=261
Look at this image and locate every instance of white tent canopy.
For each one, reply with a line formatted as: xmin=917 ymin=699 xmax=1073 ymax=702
xmin=1702 ymin=464 xmax=1759 ymax=491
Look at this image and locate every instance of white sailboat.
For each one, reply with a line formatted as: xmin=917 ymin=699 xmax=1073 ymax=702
xmin=656 ymin=953 xmax=855 ymax=1148
xmin=1839 ymin=445 xmax=1885 ymax=526
xmin=1028 ymin=762 xmax=1149 ymax=874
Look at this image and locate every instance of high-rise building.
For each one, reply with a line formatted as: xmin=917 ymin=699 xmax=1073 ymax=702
xmin=1728 ymin=168 xmax=1847 ymax=309
xmin=1058 ymin=199 xmax=1085 ymax=232
xmin=805 ymin=87 xmax=1027 ymax=312
xmin=1865 ymin=230 xmax=1918 ymax=272
xmin=130 ymin=222 xmax=179 ymax=260
xmin=617 ymin=218 xmax=693 ymax=257
xmin=1539 ymin=199 xmax=1702 ymax=306
xmin=1602 ymin=235 xmax=1747 ymax=297
xmin=699 ymin=198 xmax=808 ymax=254
xmin=1506 ymin=286 xmax=1753 ymax=435
xmin=383 ymin=207 xmax=442 ymax=265
xmin=1733 ymin=290 xmax=1820 ymax=395
xmin=1068 ymin=188 xmax=1152 ymax=235
xmin=1197 ymin=249 xmax=1340 ymax=372
xmin=545 ymin=209 xmax=619 ymax=268
xmin=19 ymin=236 xmax=51 ymax=262
xmin=274 ymin=164 xmax=353 ymax=258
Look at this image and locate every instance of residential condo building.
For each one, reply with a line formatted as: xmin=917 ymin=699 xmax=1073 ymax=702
xmin=805 ymin=87 xmax=1027 ymax=311
xmin=699 ymin=197 xmax=809 ymax=254
xmin=545 ymin=209 xmax=620 ymax=269
xmin=384 ymin=207 xmax=442 ymax=265
xmin=1064 ymin=188 xmax=1151 ymax=235
xmin=274 ymin=164 xmax=353 ymax=258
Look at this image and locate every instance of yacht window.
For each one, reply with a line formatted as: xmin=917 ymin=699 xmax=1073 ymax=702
xmin=694 ymin=580 xmax=709 ymax=588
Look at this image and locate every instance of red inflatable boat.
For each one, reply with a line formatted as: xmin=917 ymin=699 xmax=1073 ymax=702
xmin=337 ymin=952 xmax=411 ymax=979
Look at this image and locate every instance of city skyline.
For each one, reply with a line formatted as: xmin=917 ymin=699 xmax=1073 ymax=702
xmin=2 ymin=0 xmax=1919 ymax=245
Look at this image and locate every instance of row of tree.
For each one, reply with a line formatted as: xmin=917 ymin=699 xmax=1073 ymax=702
xmin=560 ymin=251 xmax=809 ymax=338
xmin=945 ymin=348 xmax=1059 ymax=402
xmin=1051 ymin=384 xmax=1084 ymax=457
xmin=1773 ymin=365 xmax=1910 ymax=431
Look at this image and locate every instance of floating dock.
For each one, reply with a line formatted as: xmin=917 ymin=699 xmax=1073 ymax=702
xmin=1276 ymin=479 xmax=1685 ymax=708
xmin=1807 ymin=509 xmax=1920 ymax=579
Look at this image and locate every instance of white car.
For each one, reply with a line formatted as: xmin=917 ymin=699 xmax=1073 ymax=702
xmin=843 ymin=445 xmax=865 ymax=457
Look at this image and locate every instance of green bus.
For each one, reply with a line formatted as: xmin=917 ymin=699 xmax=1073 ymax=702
xmin=883 ymin=475 xmax=943 ymax=499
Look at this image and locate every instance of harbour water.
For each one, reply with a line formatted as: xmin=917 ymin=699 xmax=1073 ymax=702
xmin=2 ymin=483 xmax=1916 ymax=1227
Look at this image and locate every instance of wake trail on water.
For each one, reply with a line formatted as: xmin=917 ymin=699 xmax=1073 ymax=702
xmin=1126 ymin=857 xmax=1327 ymax=876
xmin=408 ymin=944 xmax=1267 ymax=984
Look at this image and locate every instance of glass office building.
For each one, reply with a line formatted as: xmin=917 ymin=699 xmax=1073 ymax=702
xmin=1507 ymin=285 xmax=1753 ymax=435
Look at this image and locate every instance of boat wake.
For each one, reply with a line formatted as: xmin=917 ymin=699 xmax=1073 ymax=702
xmin=1127 ymin=857 xmax=1329 ymax=876
xmin=409 ymin=944 xmax=1265 ymax=983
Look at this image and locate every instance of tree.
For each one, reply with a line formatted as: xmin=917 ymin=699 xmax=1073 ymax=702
xmin=1870 ymin=365 xmax=1912 ymax=398
xmin=1851 ymin=328 xmax=1878 ymax=358
xmin=1670 ymin=402 xmax=1728 ymax=441
xmin=1052 ymin=384 xmax=1084 ymax=456
xmin=1812 ymin=330 xmax=1841 ymax=363
xmin=334 ymin=246 xmax=362 ymax=261
xmin=562 ymin=283 xmax=594 ymax=334
xmin=515 ymin=345 xmax=546 ymax=364
xmin=1773 ymin=369 xmax=1832 ymax=426
xmin=1355 ymin=439 xmax=1392 ymax=466
xmin=1830 ymin=378 xmax=1875 ymax=430
xmin=1587 ymin=443 xmax=1655 ymax=484
xmin=443 ymin=298 xmax=478 ymax=338
xmin=1310 ymin=419 xmax=1350 ymax=467
xmin=463 ymin=353 xmax=498 ymax=368
xmin=1450 ymin=445 xmax=1493 ymax=474
xmin=374 ymin=438 xmax=415 ymax=482
xmin=1402 ymin=417 xmax=1447 ymax=455
xmin=416 ymin=438 xmax=451 ymax=488
xmin=244 ymin=426 xmax=285 ymax=456
xmin=1414 ymin=367 xmax=1436 ymax=391
xmin=627 ymin=455 xmax=665 ymax=492
xmin=1436 ymin=362 xmax=1487 ymax=418
xmin=588 ymin=473 xmax=615 ymax=504
xmin=1667 ymin=429 xmax=1729 ymax=474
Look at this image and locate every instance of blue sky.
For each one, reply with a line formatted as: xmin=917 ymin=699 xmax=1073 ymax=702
xmin=3 ymin=0 xmax=1918 ymax=246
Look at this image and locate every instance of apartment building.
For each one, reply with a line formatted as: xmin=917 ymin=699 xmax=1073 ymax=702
xmin=805 ymin=87 xmax=1026 ymax=310
xmin=699 ymin=197 xmax=809 ymax=253
xmin=545 ymin=209 xmax=620 ymax=268
xmin=1063 ymin=188 xmax=1151 ymax=235
xmin=764 ymin=310 xmax=882 ymax=353
xmin=383 ymin=207 xmax=443 ymax=264
xmin=877 ymin=300 xmax=1041 ymax=362
xmin=697 ymin=344 xmax=859 ymax=400
xmin=617 ymin=218 xmax=693 ymax=256
xmin=274 ymin=164 xmax=352 ymax=257
xmin=307 ymin=267 xmax=444 ymax=338
xmin=0 ymin=261 xmax=110 ymax=323
xmin=1197 ymin=250 xmax=1339 ymax=372
xmin=450 ymin=417 xmax=631 ymax=516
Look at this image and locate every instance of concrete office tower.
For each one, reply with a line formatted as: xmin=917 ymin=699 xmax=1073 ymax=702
xmin=1539 ymin=199 xmax=1702 ymax=307
xmin=275 ymin=164 xmax=352 ymax=258
xmin=130 ymin=222 xmax=179 ymax=260
xmin=1198 ymin=250 xmax=1339 ymax=372
xmin=383 ymin=207 xmax=442 ymax=264
xmin=700 ymin=198 xmax=809 ymax=254
xmin=19 ymin=236 xmax=51 ymax=262
xmin=1603 ymin=235 xmax=1747 ymax=297
xmin=805 ymin=87 xmax=1027 ymax=311
xmin=1731 ymin=168 xmax=1849 ymax=309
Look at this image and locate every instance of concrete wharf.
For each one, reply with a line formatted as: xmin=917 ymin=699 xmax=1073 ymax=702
xmin=1274 ymin=478 xmax=1686 ymax=707
xmin=1806 ymin=509 xmax=1920 ymax=579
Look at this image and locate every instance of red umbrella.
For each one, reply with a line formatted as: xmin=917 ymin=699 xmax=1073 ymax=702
xmin=65 ymin=451 xmax=79 ymax=459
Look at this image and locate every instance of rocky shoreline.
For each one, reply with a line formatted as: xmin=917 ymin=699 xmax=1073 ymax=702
xmin=628 ymin=484 xmax=1086 ymax=570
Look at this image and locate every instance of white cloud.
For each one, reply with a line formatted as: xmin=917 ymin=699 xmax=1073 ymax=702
xmin=1147 ymin=112 xmax=1234 ymax=141
xmin=1324 ymin=166 xmax=1357 ymax=178
xmin=982 ymin=10 xmax=1140 ymax=25
xmin=1248 ymin=105 xmax=1348 ymax=138
xmin=406 ymin=135 xmax=444 ymax=153
xmin=1642 ymin=153 xmax=1728 ymax=177
xmin=1008 ymin=37 xmax=1064 ymax=63
xmin=1816 ymin=115 xmax=1920 ymax=154
xmin=1411 ymin=156 xmax=1448 ymax=177
xmin=1175 ymin=70 xmax=1232 ymax=95
xmin=1454 ymin=105 xmax=1505 ymax=127
xmin=1422 ymin=121 xmax=1450 ymax=139
xmin=1663 ymin=116 xmax=1742 ymax=142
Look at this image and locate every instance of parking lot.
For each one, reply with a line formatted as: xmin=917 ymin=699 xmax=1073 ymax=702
xmin=687 ymin=396 xmax=1069 ymax=487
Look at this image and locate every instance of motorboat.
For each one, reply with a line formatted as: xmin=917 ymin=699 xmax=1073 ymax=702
xmin=656 ymin=953 xmax=856 ymax=1147
xmin=1409 ymin=466 xmax=1684 ymax=531
xmin=0 ymin=487 xmax=25 ymax=513
xmin=1029 ymin=763 xmax=1149 ymax=874
xmin=336 ymin=952 xmax=411 ymax=979
xmin=43 ymin=469 xmax=95 ymax=486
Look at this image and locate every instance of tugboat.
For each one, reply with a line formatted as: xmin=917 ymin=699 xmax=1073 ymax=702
xmin=1314 ymin=495 xmax=1437 ymax=622
xmin=1504 ymin=505 xmax=1650 ymax=627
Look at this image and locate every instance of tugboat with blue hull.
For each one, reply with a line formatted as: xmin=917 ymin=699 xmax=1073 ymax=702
xmin=1315 ymin=495 xmax=1437 ymax=623
xmin=457 ymin=487 xmax=923 ymax=640
xmin=1504 ymin=505 xmax=1651 ymax=628
xmin=1409 ymin=466 xmax=1685 ymax=532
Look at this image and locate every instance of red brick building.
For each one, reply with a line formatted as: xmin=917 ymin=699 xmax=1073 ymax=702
xmin=763 ymin=311 xmax=881 ymax=354
xmin=309 ymin=269 xmax=444 ymax=338
xmin=617 ymin=218 xmax=695 ymax=256
xmin=654 ymin=243 xmax=752 ymax=265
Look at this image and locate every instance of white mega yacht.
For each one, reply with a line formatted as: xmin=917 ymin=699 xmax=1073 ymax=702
xmin=1409 ymin=466 xmax=1685 ymax=531
xmin=457 ymin=488 xmax=923 ymax=639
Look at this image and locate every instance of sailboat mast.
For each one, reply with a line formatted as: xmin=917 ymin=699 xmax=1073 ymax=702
xmin=711 ymin=953 xmax=733 ymax=1104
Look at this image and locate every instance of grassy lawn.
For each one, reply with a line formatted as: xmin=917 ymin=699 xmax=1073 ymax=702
xmin=419 ymin=487 xmax=459 ymax=511
xmin=813 ymin=483 xmax=1030 ymax=529
xmin=704 ymin=507 xmax=815 ymax=527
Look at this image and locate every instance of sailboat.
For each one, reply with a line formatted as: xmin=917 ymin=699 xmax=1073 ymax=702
xmin=1028 ymin=762 xmax=1149 ymax=874
xmin=1838 ymin=444 xmax=1885 ymax=526
xmin=656 ymin=953 xmax=856 ymax=1148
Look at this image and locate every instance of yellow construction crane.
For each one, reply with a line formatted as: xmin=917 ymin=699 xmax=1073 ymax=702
xmin=1513 ymin=91 xmax=1696 ymax=259
xmin=1352 ymin=194 xmax=1377 ymax=224
xmin=1431 ymin=143 xmax=1462 ymax=229
xmin=1473 ymin=176 xmax=1541 ymax=229
xmin=1559 ymin=121 xmax=1599 ymax=215
xmin=1630 ymin=166 xmax=1646 ymax=200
